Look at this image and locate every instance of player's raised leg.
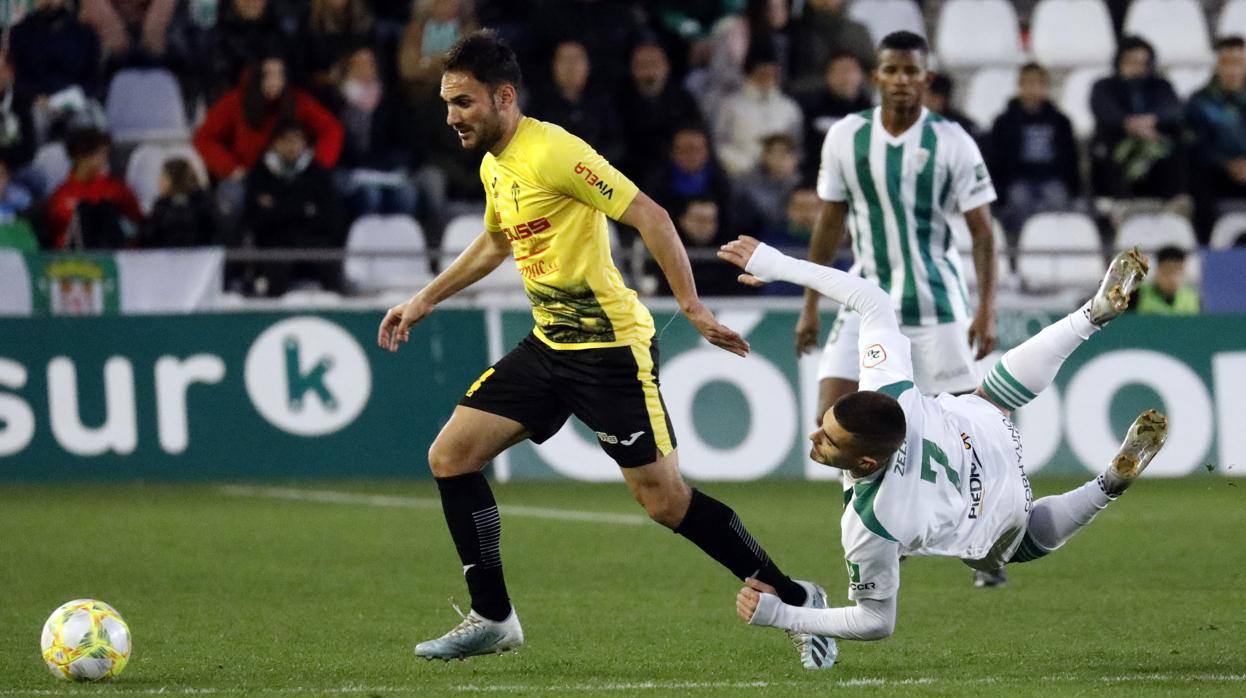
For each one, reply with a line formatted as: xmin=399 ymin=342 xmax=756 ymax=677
xmin=1011 ymin=409 xmax=1168 ymax=563
xmin=415 ymin=405 xmax=529 ymax=660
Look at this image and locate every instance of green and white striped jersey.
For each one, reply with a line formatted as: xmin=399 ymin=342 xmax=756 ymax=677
xmin=817 ymin=107 xmax=996 ymax=326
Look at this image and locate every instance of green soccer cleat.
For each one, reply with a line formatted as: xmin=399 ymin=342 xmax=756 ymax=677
xmin=415 ymin=605 xmax=524 ymax=661
xmin=1101 ymin=409 xmax=1169 ymax=496
xmin=1086 ymin=247 xmax=1150 ymax=326
xmin=788 ymin=580 xmax=838 ymax=670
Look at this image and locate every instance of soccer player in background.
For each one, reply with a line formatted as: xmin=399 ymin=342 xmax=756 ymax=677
xmin=792 ymin=31 xmax=1005 ymax=587
xmin=721 ymin=235 xmax=1166 ymax=662
xmin=377 ymin=31 xmax=830 ymax=665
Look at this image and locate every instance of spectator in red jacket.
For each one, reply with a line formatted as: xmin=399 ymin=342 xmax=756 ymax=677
xmin=194 ymin=53 xmax=343 ymax=226
xmin=46 ymin=128 xmax=143 ymax=249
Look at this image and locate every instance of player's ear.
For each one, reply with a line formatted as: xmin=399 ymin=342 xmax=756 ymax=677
xmin=493 ymin=83 xmax=518 ymax=110
xmin=858 ymin=454 xmax=879 ymax=473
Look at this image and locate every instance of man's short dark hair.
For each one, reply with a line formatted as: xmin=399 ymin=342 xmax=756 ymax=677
xmin=1020 ymin=62 xmax=1049 ymax=80
xmin=65 ymin=128 xmax=110 ymax=160
xmin=1116 ymin=35 xmax=1156 ymax=70
xmin=930 ymin=73 xmax=954 ymax=98
xmin=825 ymin=52 xmax=863 ymax=72
xmin=744 ymin=37 xmax=779 ymax=73
xmin=1156 ymin=246 xmax=1188 ymax=264
xmin=761 ymin=133 xmax=797 ymax=152
xmin=270 ymin=118 xmax=308 ymax=144
xmin=444 ymin=30 xmax=523 ymax=89
xmin=1216 ymin=35 xmax=1246 ymax=52
xmin=833 ymin=391 xmax=907 ymax=461
xmin=878 ymin=30 xmax=928 ymax=55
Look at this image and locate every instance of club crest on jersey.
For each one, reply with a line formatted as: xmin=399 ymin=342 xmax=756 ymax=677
xmin=913 ymin=148 xmax=930 ymax=172
xmin=863 ymin=343 xmax=887 ymax=368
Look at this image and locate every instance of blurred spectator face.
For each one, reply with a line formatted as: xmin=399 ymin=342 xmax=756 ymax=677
xmin=787 ymin=188 xmax=821 ymax=230
xmin=553 ymin=42 xmax=590 ymax=97
xmin=431 ymin=0 xmax=462 ymax=22
xmin=748 ymin=61 xmax=780 ymax=91
xmin=631 ymin=44 xmax=670 ymax=98
xmin=233 ymin=0 xmax=266 ymax=20
xmin=79 ymin=144 xmax=109 ymax=179
xmin=761 ymin=138 xmax=798 ymax=179
xmin=826 ymin=55 xmax=864 ymax=100
xmin=271 ymin=128 xmax=309 ymax=165
xmin=809 ymin=0 xmax=845 ymax=13
xmin=671 ymin=129 xmax=710 ymax=173
xmin=324 ymin=0 xmax=349 ymax=12
xmin=1216 ymin=44 xmax=1246 ymax=92
xmin=878 ymin=49 xmax=930 ymax=112
xmin=766 ymin=0 xmax=788 ymax=30
xmin=1118 ymin=47 xmax=1152 ymax=80
xmin=1018 ymin=67 xmax=1050 ymax=110
xmin=34 ymin=0 xmax=68 ymax=11
xmin=1155 ymin=257 xmax=1186 ymax=295
xmin=260 ymin=58 xmax=286 ymax=101
xmin=679 ymin=201 xmax=719 ymax=246
xmin=346 ymin=48 xmax=379 ymax=83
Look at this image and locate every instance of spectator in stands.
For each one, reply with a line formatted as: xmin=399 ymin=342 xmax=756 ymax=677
xmin=330 ymin=46 xmax=417 ymax=219
xmin=530 ymin=0 xmax=642 ymax=92
xmin=142 ymin=158 xmax=219 ymax=247
xmin=0 ymin=161 xmax=37 ymax=252
xmin=0 ymin=55 xmax=38 ymax=188
xmin=244 ymin=120 xmax=345 ymax=295
xmin=195 ymin=53 xmax=343 ymax=225
xmin=655 ymin=198 xmax=750 ymax=297
xmin=746 ymin=0 xmax=791 ymax=84
xmin=650 ymin=0 xmax=743 ymax=75
xmin=1129 ymin=246 xmax=1200 ymax=315
xmin=713 ymin=39 xmax=803 ymax=178
xmin=208 ymin=0 xmax=293 ymax=100
xmin=644 ymin=125 xmax=733 ymax=229
xmin=757 ymin=186 xmax=823 ymax=296
xmin=302 ymin=0 xmax=375 ymax=93
xmin=798 ymin=52 xmax=872 ymax=179
xmin=398 ymin=0 xmax=478 ymax=91
xmin=925 ymin=74 xmax=981 ymax=141
xmin=684 ymin=14 xmax=748 ymax=118
xmin=528 ymin=40 xmax=623 ymax=164
xmin=990 ymin=63 xmax=1081 ymax=237
xmin=618 ymin=41 xmax=703 ymax=186
xmin=46 ymin=128 xmax=143 ymax=249
xmin=1186 ymin=36 xmax=1246 ymax=244
xmin=9 ymin=0 xmax=101 ymax=99
xmin=77 ymin=0 xmax=176 ymax=67
xmin=736 ymin=133 xmax=801 ymax=239
xmin=788 ymin=0 xmax=875 ymax=95
xmin=1090 ymin=36 xmax=1185 ymax=201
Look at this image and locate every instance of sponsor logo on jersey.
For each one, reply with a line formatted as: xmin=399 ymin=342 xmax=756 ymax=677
xmin=595 ymin=430 xmax=644 ymax=446
xmin=850 ymin=582 xmax=877 ymax=592
xmin=502 ymin=216 xmax=551 ymax=242
xmin=974 ymin=163 xmax=988 ymax=181
xmin=967 ymin=449 xmax=985 ymax=520
xmin=863 ymin=344 xmax=887 ymax=368
xmin=574 ymin=162 xmax=615 ymax=199
xmin=518 ymin=259 xmax=560 ymax=280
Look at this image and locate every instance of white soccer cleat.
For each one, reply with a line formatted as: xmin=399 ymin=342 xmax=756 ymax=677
xmin=787 ymin=580 xmax=838 ymax=670
xmin=414 ymin=605 xmax=524 ymax=661
xmin=1101 ymin=409 xmax=1168 ymax=496
xmin=1086 ymin=247 xmax=1149 ymax=326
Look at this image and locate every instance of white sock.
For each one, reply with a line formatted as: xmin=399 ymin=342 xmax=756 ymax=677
xmin=1014 ymin=478 xmax=1112 ymax=561
xmin=980 ymin=303 xmax=1099 ymax=411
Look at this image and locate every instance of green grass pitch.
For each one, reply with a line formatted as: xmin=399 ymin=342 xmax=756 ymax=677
xmin=1 ymin=477 xmax=1243 ymax=696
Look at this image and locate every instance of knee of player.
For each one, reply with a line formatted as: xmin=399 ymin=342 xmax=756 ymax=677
xmin=637 ymin=488 xmax=690 ymax=528
xmin=427 ymin=440 xmax=470 ymax=477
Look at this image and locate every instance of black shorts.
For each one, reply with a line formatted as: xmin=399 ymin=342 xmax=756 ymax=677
xmin=459 ymin=333 xmax=677 ymax=468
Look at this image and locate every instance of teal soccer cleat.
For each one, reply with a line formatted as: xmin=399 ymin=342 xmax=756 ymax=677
xmin=415 ymin=604 xmax=524 ymax=661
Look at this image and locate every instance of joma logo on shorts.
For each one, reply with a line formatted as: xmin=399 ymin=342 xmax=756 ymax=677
xmin=574 ymin=162 xmax=614 ymax=199
xmin=596 ymin=430 xmax=644 ymax=446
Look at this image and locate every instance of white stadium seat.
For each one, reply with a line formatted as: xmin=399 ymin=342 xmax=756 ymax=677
xmin=1221 ymin=0 xmax=1246 ymax=39
xmin=847 ymin=0 xmax=925 ymax=46
xmin=1017 ymin=212 xmax=1105 ymax=290
xmin=1123 ymin=0 xmax=1213 ymax=68
xmin=441 ymin=213 xmax=526 ymax=295
xmin=1167 ymin=66 xmax=1213 ymax=99
xmin=935 ymin=0 xmax=1024 ymax=69
xmin=1211 ymin=212 xmax=1246 ymax=249
xmin=1030 ymin=0 xmax=1116 ymax=69
xmin=1115 ymin=212 xmax=1197 ymax=252
xmin=124 ymin=143 xmax=209 ymax=213
xmin=344 ymin=215 xmax=433 ymax=292
xmin=105 ymin=68 xmax=189 ymax=143
xmin=1060 ymin=66 xmax=1110 ymax=139
xmin=963 ymin=68 xmax=1018 ymax=129
xmin=31 ymin=141 xmax=71 ymax=192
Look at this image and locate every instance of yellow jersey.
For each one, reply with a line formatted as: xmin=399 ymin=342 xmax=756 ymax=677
xmin=480 ymin=117 xmax=654 ymax=350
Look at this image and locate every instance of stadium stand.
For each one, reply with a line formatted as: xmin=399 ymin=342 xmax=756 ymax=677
xmin=935 ymin=0 xmax=1025 ymax=69
xmin=1123 ymin=0 xmax=1214 ymax=68
xmin=344 ymin=214 xmax=433 ymax=293
xmin=1030 ymin=0 xmax=1117 ymax=69
xmin=1016 ymin=212 xmax=1106 ymax=291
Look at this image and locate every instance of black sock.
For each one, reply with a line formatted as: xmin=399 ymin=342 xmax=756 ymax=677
xmin=435 ymin=472 xmax=511 ymax=621
xmin=675 ymin=488 xmax=807 ymax=606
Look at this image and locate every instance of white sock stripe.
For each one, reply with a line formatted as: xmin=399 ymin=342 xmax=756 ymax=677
xmin=984 ymin=372 xmax=1027 ymax=408
xmin=472 ymin=506 xmax=503 ymax=569
xmin=729 ymin=513 xmax=770 ymax=565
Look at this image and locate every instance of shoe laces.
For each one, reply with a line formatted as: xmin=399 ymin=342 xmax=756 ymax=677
xmin=445 ymin=599 xmax=485 ymax=639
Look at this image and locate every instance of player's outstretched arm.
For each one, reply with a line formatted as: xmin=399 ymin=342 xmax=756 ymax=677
xmin=796 ymin=200 xmax=849 ymax=355
xmin=736 ymin=578 xmax=896 ymax=641
xmin=619 ymin=192 xmax=750 ymax=357
xmin=377 ymin=230 xmax=511 ymax=352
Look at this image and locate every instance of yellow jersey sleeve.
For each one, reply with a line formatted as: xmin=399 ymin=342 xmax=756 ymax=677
xmin=534 ymin=129 xmax=639 ymax=222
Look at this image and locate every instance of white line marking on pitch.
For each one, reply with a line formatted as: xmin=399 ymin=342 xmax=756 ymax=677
xmin=218 ymin=486 xmax=650 ymax=526
xmin=4 ymin=674 xmax=1245 ymax=695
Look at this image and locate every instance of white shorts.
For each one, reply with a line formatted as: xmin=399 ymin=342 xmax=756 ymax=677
xmin=817 ymin=310 xmax=980 ymax=394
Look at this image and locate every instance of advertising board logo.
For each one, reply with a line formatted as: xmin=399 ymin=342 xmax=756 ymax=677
xmin=244 ymin=317 xmax=371 ymax=436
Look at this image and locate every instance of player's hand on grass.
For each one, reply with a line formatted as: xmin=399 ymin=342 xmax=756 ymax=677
xmin=717 ymin=235 xmax=767 ymax=289
xmin=736 ymin=577 xmax=777 ymax=623
xmin=967 ymin=310 xmax=998 ymax=360
xmin=685 ymin=302 xmax=750 ymax=357
xmin=378 ymin=294 xmax=435 ymax=352
xmin=795 ymin=307 xmax=820 ymax=356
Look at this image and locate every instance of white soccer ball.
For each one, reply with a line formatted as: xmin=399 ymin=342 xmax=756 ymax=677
xmin=40 ymin=599 xmax=132 ymax=681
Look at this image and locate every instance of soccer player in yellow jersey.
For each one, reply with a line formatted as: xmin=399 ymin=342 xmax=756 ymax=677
xmin=377 ymin=32 xmax=831 ymax=666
